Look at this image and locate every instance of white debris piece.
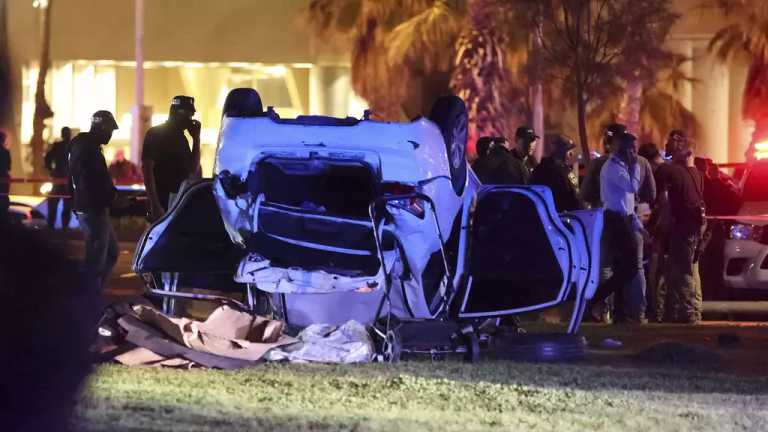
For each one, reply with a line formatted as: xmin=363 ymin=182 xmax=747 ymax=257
xmin=266 ymin=320 xmax=375 ymax=363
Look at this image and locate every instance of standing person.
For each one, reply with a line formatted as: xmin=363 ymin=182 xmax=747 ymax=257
xmin=656 ymin=132 xmax=705 ymax=324
xmin=44 ymin=127 xmax=74 ymax=230
xmin=581 ymin=124 xmax=624 ymax=208
xmin=512 ymin=126 xmax=538 ymax=182
xmin=471 ymin=136 xmax=495 ymax=174
xmin=638 ymin=142 xmax=666 ymax=320
xmin=142 ymin=95 xmax=201 ymax=221
xmin=108 ymin=149 xmax=143 ymax=184
xmin=0 ymin=131 xmax=10 ymax=223
xmin=472 ymin=129 xmax=538 ymax=185
xmin=530 ymin=134 xmax=583 ymax=212
xmin=591 ymin=131 xmax=648 ymax=323
xmin=68 ymin=111 xmax=119 ymax=289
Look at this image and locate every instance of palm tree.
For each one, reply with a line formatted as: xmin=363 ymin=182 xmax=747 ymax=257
xmin=449 ymin=0 xmax=527 ymax=145
xmin=589 ymin=54 xmax=701 ymax=148
xmin=305 ymin=0 xmax=529 ymax=142
xmin=305 ymin=0 xmax=464 ymax=120
xmin=30 ymin=0 xmax=54 ymax=180
xmin=708 ymin=0 xmax=768 ymax=152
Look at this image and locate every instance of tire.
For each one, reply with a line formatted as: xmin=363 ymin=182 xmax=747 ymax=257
xmin=494 ymin=333 xmax=585 ymax=362
xmin=429 ymin=95 xmax=468 ymax=195
xmin=382 ymin=329 xmax=403 ymax=363
xmin=222 ymin=88 xmax=263 ymax=118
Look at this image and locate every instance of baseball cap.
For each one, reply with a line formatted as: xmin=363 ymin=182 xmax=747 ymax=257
xmin=171 ymin=95 xmax=196 ymax=113
xmin=668 ymin=129 xmax=687 ymax=142
xmin=546 ymin=134 xmax=576 ymax=155
xmin=91 ymin=110 xmax=119 ymax=130
xmin=604 ymin=123 xmax=627 ymax=139
xmin=515 ymin=126 xmax=539 ymax=142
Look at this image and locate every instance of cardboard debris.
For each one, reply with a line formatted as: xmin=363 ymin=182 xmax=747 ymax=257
xmin=118 ymin=305 xmax=297 ymax=367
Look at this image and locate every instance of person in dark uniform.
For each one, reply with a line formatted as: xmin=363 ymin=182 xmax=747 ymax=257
xmin=69 ymin=111 xmax=119 ymax=289
xmin=530 ymin=134 xmax=583 ymax=212
xmin=44 ymin=127 xmax=74 ymax=230
xmin=473 ymin=129 xmax=538 ymax=185
xmin=0 ymin=131 xmax=10 ymax=223
xmin=512 ymin=126 xmax=538 ymax=182
xmin=656 ymin=131 xmax=705 ymax=324
xmin=142 ymin=95 xmax=201 ymax=221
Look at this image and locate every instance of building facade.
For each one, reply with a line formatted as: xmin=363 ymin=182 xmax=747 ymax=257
xmin=2 ymin=0 xmax=756 ymax=186
xmin=4 ymin=0 xmax=363 ymax=180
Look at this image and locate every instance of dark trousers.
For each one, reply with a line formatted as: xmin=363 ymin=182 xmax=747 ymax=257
xmin=663 ymin=230 xmax=703 ymax=323
xmin=591 ymin=211 xmax=644 ymax=321
xmin=47 ymin=184 xmax=73 ymax=228
xmin=76 ymin=208 xmax=118 ymax=289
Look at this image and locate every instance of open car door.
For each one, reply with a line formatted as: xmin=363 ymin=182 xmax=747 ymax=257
xmin=455 ymin=185 xmax=602 ymax=333
xmin=133 ymin=179 xmax=247 ymax=312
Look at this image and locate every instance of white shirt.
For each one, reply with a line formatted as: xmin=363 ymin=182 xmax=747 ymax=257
xmin=600 ymin=155 xmax=643 ymax=216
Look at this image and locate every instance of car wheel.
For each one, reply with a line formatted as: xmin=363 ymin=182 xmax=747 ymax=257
xmin=493 ymin=333 xmax=586 ymax=362
xmin=382 ymin=329 xmax=403 ymax=363
xmin=463 ymin=330 xmax=481 ymax=363
xmin=222 ymin=88 xmax=264 ymax=118
xmin=429 ymin=95 xmax=468 ymax=196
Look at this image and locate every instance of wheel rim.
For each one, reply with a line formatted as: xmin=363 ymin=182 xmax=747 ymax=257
xmin=450 ymin=116 xmax=467 ymax=169
xmin=383 ymin=332 xmax=396 ymax=362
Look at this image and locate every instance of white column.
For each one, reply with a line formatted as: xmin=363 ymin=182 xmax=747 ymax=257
xmin=728 ymin=59 xmax=751 ymax=163
xmin=692 ymin=42 xmax=730 ymax=163
xmin=130 ymin=0 xmax=147 ymax=165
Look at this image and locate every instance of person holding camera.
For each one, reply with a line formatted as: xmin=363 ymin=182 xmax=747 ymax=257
xmin=142 ymin=95 xmax=201 ymax=221
xmin=655 ymin=130 xmax=705 ymax=324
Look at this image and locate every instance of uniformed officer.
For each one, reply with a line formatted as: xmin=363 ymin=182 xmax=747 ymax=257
xmin=69 ymin=111 xmax=119 ymax=288
xmin=142 ymin=95 xmax=201 ymax=221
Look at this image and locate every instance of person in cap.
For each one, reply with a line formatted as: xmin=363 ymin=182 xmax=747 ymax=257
xmin=513 ymin=126 xmax=539 ymax=179
xmin=142 ymin=95 xmax=201 ymax=221
xmin=68 ymin=110 xmax=120 ymax=288
xmin=590 ymin=130 xmax=649 ymax=323
xmin=530 ymin=134 xmax=583 ymax=212
xmin=580 ymin=123 xmax=625 ymax=208
xmin=44 ymin=127 xmax=74 ymax=230
xmin=472 ymin=129 xmax=538 ymax=185
xmin=654 ymin=130 xmax=705 ymax=323
xmin=471 ymin=136 xmax=495 ymax=174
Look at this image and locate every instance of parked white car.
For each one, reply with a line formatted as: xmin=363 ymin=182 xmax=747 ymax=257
xmin=723 ymin=160 xmax=768 ymax=293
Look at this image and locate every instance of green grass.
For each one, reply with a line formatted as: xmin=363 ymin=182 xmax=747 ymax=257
xmin=78 ymin=361 xmax=768 ymax=431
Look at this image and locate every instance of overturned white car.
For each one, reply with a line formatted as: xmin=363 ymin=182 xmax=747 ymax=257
xmin=134 ymin=89 xmax=602 ymax=359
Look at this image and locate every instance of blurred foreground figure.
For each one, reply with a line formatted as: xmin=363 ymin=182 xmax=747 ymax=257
xmin=0 ymin=224 xmax=99 ymax=431
xmin=0 ymin=131 xmax=9 ymax=222
xmin=69 ymin=111 xmax=119 ymax=289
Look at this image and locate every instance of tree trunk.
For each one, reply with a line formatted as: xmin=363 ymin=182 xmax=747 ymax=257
xmin=30 ymin=0 xmax=53 ymax=182
xmin=530 ymin=25 xmax=545 ymax=163
xmin=576 ymin=83 xmax=590 ymax=161
xmin=619 ymin=77 xmax=643 ymax=136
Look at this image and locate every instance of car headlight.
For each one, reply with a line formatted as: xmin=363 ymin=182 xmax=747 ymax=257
xmin=729 ymin=223 xmax=763 ymax=241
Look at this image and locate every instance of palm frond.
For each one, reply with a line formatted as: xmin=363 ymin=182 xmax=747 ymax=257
xmin=386 ymin=1 xmax=462 ymax=72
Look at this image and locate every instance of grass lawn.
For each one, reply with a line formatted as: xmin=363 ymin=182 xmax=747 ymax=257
xmin=78 ymin=359 xmax=768 ymax=432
